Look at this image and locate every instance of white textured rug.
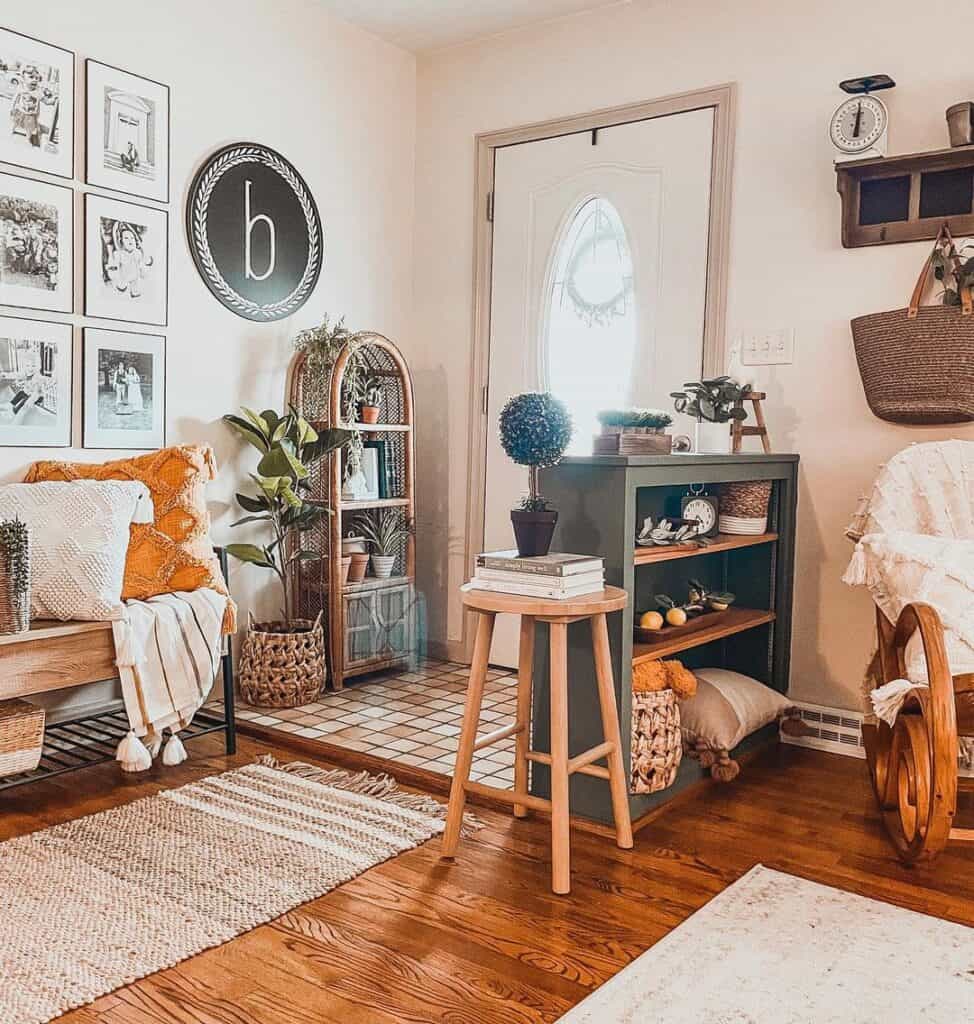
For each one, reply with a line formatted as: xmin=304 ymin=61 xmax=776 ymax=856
xmin=0 ymin=756 xmax=455 ymax=1024
xmin=560 ymin=864 xmax=974 ymax=1022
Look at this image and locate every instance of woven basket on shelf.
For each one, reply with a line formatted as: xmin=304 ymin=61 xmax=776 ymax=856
xmin=238 ymin=612 xmax=326 ymax=708
xmin=630 ymin=688 xmax=682 ymax=794
xmin=719 ymin=480 xmax=772 ymax=534
xmin=0 ymin=699 xmax=44 ymax=778
xmin=0 ymin=519 xmax=30 ymax=635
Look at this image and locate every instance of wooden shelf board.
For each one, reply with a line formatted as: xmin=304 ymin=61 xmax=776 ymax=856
xmin=0 ymin=620 xmax=111 ymax=647
xmin=632 ymin=607 xmax=776 ymax=663
xmin=339 ymin=422 xmax=412 ymax=432
xmin=343 ymin=574 xmax=414 ymax=595
xmin=634 ymin=532 xmax=777 ymax=566
xmin=341 ymin=497 xmax=410 ymax=510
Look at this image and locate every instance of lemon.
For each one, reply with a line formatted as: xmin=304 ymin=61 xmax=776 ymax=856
xmin=709 ymin=601 xmax=728 ymax=611
xmin=639 ymin=610 xmax=664 ymax=630
xmin=665 ymin=607 xmax=688 ymax=627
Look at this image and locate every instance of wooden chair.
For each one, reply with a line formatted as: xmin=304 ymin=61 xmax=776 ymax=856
xmin=441 ymin=584 xmax=633 ymax=894
xmin=865 ymin=602 xmax=974 ymax=864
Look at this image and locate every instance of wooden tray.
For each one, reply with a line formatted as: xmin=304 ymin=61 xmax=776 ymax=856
xmin=634 ymin=609 xmax=728 ymax=644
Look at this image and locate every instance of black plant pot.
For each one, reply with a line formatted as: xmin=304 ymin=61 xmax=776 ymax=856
xmin=510 ymin=508 xmax=558 ymax=558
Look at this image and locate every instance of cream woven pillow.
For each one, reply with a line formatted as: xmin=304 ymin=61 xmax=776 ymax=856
xmin=0 ymin=481 xmax=154 ymax=621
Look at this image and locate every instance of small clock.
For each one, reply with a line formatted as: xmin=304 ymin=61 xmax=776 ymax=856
xmin=830 ymin=75 xmax=895 ymax=164
xmin=681 ymin=485 xmax=719 ymax=538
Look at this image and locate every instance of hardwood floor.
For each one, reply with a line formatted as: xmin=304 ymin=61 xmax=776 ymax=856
xmin=2 ymin=735 xmax=972 ymax=1023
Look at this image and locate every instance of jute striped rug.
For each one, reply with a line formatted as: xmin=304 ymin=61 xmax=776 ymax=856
xmin=0 ymin=756 xmax=458 ymax=1024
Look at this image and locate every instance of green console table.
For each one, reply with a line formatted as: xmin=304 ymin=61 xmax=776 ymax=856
xmin=531 ymin=453 xmax=799 ymax=827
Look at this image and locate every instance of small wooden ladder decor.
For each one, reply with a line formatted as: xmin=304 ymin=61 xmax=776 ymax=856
xmin=731 ymin=391 xmax=771 ymax=454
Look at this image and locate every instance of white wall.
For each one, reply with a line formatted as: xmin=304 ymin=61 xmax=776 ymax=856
xmin=4 ymin=0 xmax=415 ymax=709
xmin=413 ymin=0 xmax=974 ymax=710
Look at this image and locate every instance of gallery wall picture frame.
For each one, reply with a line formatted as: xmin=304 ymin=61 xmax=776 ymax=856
xmin=363 ymin=438 xmax=389 ymax=498
xmin=0 ymin=315 xmax=72 ymax=447
xmin=82 ymin=326 xmax=165 ymax=450
xmin=84 ymin=192 xmax=168 ymax=326
xmin=0 ymin=170 xmax=73 ymax=314
xmin=0 ymin=27 xmax=75 ymax=179
xmin=85 ymin=59 xmax=170 ymax=204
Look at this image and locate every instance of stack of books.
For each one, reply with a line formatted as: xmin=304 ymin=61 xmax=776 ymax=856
xmin=471 ymin=550 xmax=604 ymax=600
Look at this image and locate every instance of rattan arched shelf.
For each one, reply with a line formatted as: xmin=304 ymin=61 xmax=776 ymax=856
xmin=288 ymin=331 xmax=416 ymax=690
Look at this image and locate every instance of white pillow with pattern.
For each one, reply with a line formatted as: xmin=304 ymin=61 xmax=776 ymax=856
xmin=0 ymin=480 xmax=154 ymax=621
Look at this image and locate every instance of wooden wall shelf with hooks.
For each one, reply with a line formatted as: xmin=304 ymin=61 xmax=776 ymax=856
xmin=836 ymin=144 xmax=974 ymax=247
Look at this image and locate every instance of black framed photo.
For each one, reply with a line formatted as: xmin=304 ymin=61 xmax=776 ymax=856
xmin=85 ymin=60 xmax=169 ymax=203
xmin=0 ymin=27 xmax=74 ymax=179
xmin=83 ymin=327 xmax=164 ymax=449
xmin=0 ymin=171 xmax=72 ymax=314
xmin=363 ymin=439 xmax=389 ymax=498
xmin=84 ymin=193 xmax=168 ymax=326
xmin=0 ymin=315 xmax=71 ymax=446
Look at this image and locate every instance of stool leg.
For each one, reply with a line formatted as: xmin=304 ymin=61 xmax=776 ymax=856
xmin=591 ymin=612 xmax=634 ymax=850
xmin=441 ymin=610 xmax=495 ymax=859
xmin=513 ymin=614 xmax=535 ymax=819
xmin=549 ymin=620 xmax=571 ymax=894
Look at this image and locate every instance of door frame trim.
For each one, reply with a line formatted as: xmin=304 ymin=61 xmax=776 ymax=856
xmin=460 ymin=83 xmax=737 ymax=661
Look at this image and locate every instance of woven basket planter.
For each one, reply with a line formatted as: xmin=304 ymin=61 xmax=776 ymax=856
xmin=238 ymin=613 xmax=326 ymax=708
xmin=630 ymin=688 xmax=682 ymax=794
xmin=0 ymin=520 xmax=29 ymax=635
xmin=719 ymin=480 xmax=772 ymax=533
xmin=0 ymin=699 xmax=44 ymax=778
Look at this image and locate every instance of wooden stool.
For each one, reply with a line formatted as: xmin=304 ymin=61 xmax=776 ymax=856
xmin=441 ymin=584 xmax=633 ymax=894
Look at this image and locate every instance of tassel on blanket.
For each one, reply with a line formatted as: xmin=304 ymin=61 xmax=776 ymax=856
xmin=116 ymin=730 xmax=152 ymax=773
xmin=842 ymin=543 xmax=868 ymax=586
xmin=163 ymin=733 xmax=187 ymax=766
xmin=870 ymin=677 xmax=925 ymax=726
xmin=147 ymin=734 xmax=163 ymax=757
xmin=112 ymin=618 xmax=145 ymax=668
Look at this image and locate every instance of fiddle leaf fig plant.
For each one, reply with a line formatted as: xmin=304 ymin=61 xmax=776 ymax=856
xmin=224 ymin=406 xmax=351 ymax=627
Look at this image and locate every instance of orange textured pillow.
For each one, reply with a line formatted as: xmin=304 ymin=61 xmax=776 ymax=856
xmin=24 ymin=445 xmax=236 ymax=634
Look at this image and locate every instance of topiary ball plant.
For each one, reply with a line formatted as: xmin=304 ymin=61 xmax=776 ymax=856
xmin=498 ymin=392 xmax=572 ymax=557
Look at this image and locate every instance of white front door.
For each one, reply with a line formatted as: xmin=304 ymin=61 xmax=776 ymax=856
xmin=484 ymin=108 xmax=715 ymax=666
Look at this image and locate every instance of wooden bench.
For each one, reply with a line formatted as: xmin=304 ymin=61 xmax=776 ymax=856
xmin=0 ymin=552 xmax=237 ymax=793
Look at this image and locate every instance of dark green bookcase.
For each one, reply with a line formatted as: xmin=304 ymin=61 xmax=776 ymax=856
xmin=531 ymin=453 xmax=799 ymax=826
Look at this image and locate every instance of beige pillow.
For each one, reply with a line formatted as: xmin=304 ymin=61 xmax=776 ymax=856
xmin=0 ymin=480 xmax=153 ymax=622
xmin=680 ymin=668 xmax=791 ymax=781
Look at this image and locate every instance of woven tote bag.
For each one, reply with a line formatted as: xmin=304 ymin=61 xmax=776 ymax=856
xmin=851 ymin=224 xmax=974 ymax=425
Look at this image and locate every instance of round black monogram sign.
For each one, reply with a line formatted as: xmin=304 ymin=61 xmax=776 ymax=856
xmin=186 ymin=143 xmax=322 ymax=322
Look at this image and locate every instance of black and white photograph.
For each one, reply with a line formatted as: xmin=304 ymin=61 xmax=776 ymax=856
xmin=83 ymin=327 xmax=164 ymax=449
xmin=0 ymin=28 xmax=74 ymax=179
xmin=0 ymin=314 xmax=71 ymax=446
xmin=86 ymin=60 xmax=169 ymax=203
xmin=85 ymin=193 xmax=168 ymax=325
xmin=0 ymin=171 xmax=72 ymax=313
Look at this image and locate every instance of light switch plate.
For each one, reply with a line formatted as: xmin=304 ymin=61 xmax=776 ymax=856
xmin=740 ymin=327 xmax=794 ymax=365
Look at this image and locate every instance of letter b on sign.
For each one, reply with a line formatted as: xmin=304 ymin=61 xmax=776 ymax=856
xmin=244 ymin=179 xmax=276 ymax=282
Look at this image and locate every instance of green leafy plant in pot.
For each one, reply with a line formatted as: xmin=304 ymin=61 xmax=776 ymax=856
xmin=223 ymin=406 xmax=351 ymax=707
xmin=669 ymin=376 xmax=748 ymax=453
xmin=499 ymin=392 xmax=573 ymax=557
xmin=354 ymin=509 xmax=412 ymax=579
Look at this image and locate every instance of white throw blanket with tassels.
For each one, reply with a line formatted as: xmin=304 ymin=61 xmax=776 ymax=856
xmin=111 ymin=588 xmax=227 ymax=771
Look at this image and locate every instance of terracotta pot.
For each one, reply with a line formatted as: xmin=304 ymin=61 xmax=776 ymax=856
xmin=510 ymin=508 xmax=558 ymax=557
xmin=340 ymin=555 xmax=352 ymax=586
xmin=347 ymin=552 xmax=370 ymax=583
xmin=371 ymin=554 xmax=396 ymax=578
xmin=360 ymin=406 xmax=380 ymax=424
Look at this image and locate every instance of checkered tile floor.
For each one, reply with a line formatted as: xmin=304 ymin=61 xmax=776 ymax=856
xmin=213 ymin=658 xmax=518 ymax=789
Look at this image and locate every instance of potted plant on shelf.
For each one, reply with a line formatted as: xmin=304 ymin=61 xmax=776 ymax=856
xmin=359 ymin=373 xmax=383 ymax=425
xmin=670 ymin=376 xmax=749 ymax=454
xmin=355 ymin=510 xmax=410 ymax=579
xmin=223 ymin=406 xmax=350 ymax=707
xmin=595 ymin=408 xmax=674 ymax=454
xmin=499 ymin=392 xmax=573 ymax=557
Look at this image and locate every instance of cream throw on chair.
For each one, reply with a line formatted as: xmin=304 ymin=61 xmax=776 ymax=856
xmin=112 ymin=588 xmax=227 ymax=771
xmin=845 ymin=440 xmax=974 ymax=682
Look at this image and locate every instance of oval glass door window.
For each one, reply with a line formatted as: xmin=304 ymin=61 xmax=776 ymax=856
xmin=544 ymin=196 xmax=636 ymax=454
